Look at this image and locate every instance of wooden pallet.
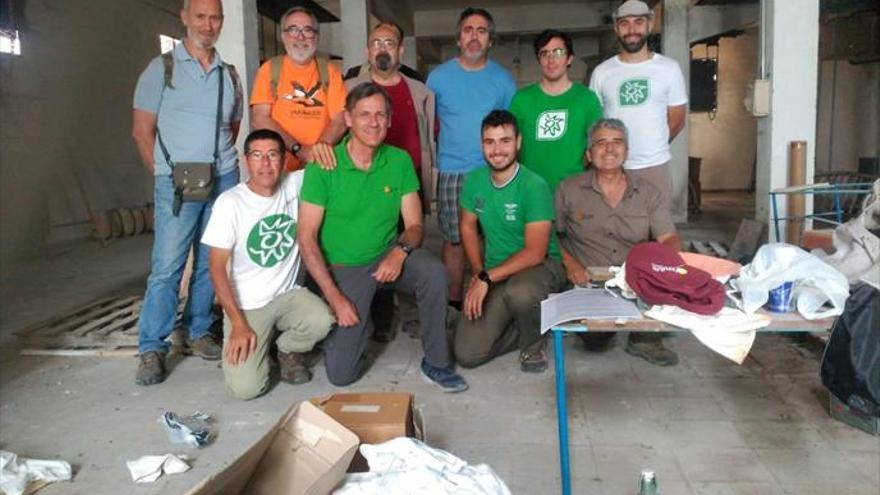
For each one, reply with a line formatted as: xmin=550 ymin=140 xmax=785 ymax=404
xmin=16 ymin=296 xmax=183 ymax=355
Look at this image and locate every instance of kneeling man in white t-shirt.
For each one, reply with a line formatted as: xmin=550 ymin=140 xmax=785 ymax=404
xmin=202 ymin=129 xmax=333 ymax=400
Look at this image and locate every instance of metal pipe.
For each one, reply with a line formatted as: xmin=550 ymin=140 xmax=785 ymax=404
xmin=759 ymin=0 xmax=767 ymax=79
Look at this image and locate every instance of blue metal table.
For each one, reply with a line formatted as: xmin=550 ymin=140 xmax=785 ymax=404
xmin=550 ymin=313 xmax=835 ymax=495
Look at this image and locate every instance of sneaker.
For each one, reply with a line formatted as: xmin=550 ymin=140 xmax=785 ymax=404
xmin=520 ymin=345 xmax=548 ymax=373
xmin=136 ymin=351 xmax=165 ymax=386
xmin=278 ymin=351 xmax=313 ymax=385
xmin=625 ymin=340 xmax=679 ymax=367
xmin=420 ymin=359 xmax=468 ymax=393
xmin=188 ymin=334 xmax=222 ymax=361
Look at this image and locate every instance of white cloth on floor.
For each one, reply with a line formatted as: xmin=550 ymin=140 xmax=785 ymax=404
xmin=644 ymin=305 xmax=771 ymax=364
xmin=0 ymin=450 xmax=72 ymax=495
xmin=333 ymin=437 xmax=511 ymax=495
xmin=125 ymin=454 xmax=190 ymax=483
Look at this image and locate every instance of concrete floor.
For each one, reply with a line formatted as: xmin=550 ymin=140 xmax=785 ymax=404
xmin=1 ymin=193 xmax=878 ymax=495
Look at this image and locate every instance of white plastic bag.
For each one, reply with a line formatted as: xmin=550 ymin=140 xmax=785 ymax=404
xmin=730 ymin=243 xmax=849 ymax=320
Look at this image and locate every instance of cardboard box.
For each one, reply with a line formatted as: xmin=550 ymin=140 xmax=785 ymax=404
xmin=311 ymin=393 xmax=424 ymax=471
xmin=186 ymin=401 xmax=359 ymax=495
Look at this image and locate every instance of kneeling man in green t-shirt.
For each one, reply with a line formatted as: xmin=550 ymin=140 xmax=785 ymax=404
xmin=298 ymin=82 xmax=467 ymax=392
xmin=455 ymin=110 xmax=567 ymax=373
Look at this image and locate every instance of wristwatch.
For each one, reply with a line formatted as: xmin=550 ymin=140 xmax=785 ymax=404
xmin=396 ymin=241 xmax=414 ymax=256
xmin=477 ymin=269 xmax=493 ymax=287
xmin=289 ymin=141 xmax=302 ymax=156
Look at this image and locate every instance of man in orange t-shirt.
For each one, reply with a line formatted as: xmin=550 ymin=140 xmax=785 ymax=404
xmin=250 ymin=6 xmax=347 ymax=170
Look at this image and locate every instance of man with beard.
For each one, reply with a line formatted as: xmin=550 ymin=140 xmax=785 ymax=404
xmin=427 ymin=7 xmax=516 ymax=311
xmin=454 ymin=110 xmax=566 ymax=373
xmin=202 ymin=130 xmax=333 ymax=400
xmin=132 ymin=0 xmax=243 ymax=385
xmin=510 ymin=29 xmax=603 ymax=192
xmin=298 ymin=83 xmax=468 ymax=392
xmin=555 ymin=118 xmax=682 ymax=366
xmin=589 ymin=0 xmax=687 ymax=210
xmin=250 ymin=6 xmax=347 ymax=171
xmin=346 ymin=22 xmax=436 ymax=217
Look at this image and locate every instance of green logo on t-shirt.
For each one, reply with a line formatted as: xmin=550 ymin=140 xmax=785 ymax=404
xmin=504 ymin=203 xmax=519 ymax=221
xmin=537 ymin=110 xmax=568 ymax=141
xmin=247 ymin=214 xmax=297 ymax=267
xmin=619 ymin=78 xmax=650 ymax=106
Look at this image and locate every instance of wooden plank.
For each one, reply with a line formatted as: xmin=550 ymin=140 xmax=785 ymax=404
xmin=708 ymin=241 xmax=729 ymax=257
xmin=69 ymin=301 xmax=141 ymax=337
xmin=90 ymin=312 xmax=141 ymax=337
xmin=21 ymin=296 xmax=140 ymax=337
xmin=692 ymin=241 xmax=713 ymax=255
xmin=21 ymin=348 xmax=138 ymax=358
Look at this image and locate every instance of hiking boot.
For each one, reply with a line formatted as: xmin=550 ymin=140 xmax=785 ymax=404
xmin=420 ymin=359 xmax=468 ymax=393
xmin=520 ymin=343 xmax=548 ymax=373
xmin=579 ymin=333 xmax=616 ymax=352
xmin=188 ymin=334 xmax=222 ymax=361
xmin=625 ymin=339 xmax=679 ymax=367
xmin=278 ymin=351 xmax=312 ymax=385
xmin=136 ymin=351 xmax=165 ymax=386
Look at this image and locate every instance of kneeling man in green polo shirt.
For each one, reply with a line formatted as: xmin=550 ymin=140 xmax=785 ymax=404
xmin=454 ymin=110 xmax=567 ymax=373
xmin=298 ymin=82 xmax=467 ymax=392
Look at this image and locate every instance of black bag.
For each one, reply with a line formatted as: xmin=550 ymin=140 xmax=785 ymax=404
xmin=157 ymin=61 xmax=226 ymax=216
xmin=820 ymin=283 xmax=880 ymax=417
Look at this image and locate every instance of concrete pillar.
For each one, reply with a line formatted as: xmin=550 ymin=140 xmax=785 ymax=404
xmin=662 ymin=0 xmax=690 ymax=223
xmin=402 ymin=36 xmax=417 ymax=73
xmin=755 ymin=0 xmax=819 ymax=240
xmin=216 ymin=0 xmax=260 ymax=151
xmin=341 ymin=0 xmax=370 ymax=69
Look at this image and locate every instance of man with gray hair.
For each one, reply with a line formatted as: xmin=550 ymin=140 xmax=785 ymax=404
xmin=250 ymin=6 xmax=347 ymax=171
xmin=554 ymin=118 xmax=683 ymax=366
xmin=132 ymin=0 xmax=243 ymax=385
xmin=589 ymin=0 xmax=687 ymax=210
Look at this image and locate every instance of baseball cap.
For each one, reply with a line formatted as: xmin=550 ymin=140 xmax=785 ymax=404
xmin=613 ymin=0 xmax=653 ymax=20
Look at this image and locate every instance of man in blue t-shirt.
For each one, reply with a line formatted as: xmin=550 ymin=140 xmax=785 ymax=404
xmin=427 ymin=7 xmax=516 ymax=310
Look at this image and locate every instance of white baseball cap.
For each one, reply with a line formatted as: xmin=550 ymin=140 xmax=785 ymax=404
xmin=613 ymin=0 xmax=653 ymax=20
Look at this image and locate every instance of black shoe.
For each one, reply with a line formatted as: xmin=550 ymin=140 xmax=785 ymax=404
xmin=136 ymin=351 xmax=165 ymax=385
xmin=520 ymin=344 xmax=548 ymax=373
xmin=579 ymin=333 xmax=615 ymax=352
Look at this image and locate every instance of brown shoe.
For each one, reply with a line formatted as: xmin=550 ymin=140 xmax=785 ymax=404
xmin=136 ymin=351 xmax=165 ymax=386
xmin=625 ymin=340 xmax=679 ymax=366
xmin=278 ymin=351 xmax=312 ymax=384
xmin=188 ymin=335 xmax=222 ymax=361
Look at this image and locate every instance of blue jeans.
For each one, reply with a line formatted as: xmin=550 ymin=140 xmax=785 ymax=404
xmin=138 ymin=170 xmax=239 ymax=354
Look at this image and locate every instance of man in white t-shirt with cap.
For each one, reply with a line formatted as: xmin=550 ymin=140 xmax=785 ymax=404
xmin=202 ymin=129 xmax=333 ymax=400
xmin=589 ymin=0 xmax=687 ymax=210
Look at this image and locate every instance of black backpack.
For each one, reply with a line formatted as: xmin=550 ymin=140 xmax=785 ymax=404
xmin=820 ymin=283 xmax=880 ymax=417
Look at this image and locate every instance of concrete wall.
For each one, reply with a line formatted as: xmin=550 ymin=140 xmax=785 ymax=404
xmin=815 ymin=61 xmax=880 ymax=173
xmin=1 ymin=0 xmax=182 ymax=270
xmin=689 ymin=31 xmax=759 ymax=191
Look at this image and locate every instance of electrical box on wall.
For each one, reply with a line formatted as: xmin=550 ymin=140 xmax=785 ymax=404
xmin=748 ymin=79 xmax=771 ymax=117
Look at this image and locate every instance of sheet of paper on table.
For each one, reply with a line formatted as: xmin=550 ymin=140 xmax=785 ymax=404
xmin=540 ymin=288 xmax=642 ymax=334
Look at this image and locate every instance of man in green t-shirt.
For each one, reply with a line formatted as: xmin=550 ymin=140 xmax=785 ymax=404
xmin=509 ymin=29 xmax=603 ymax=192
xmin=298 ymin=82 xmax=467 ymax=392
xmin=455 ymin=110 xmax=567 ymax=373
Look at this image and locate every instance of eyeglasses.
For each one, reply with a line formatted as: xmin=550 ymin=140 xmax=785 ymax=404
xmin=282 ymin=25 xmax=318 ymax=39
xmin=538 ymin=47 xmax=568 ymax=61
xmin=246 ymin=150 xmax=283 ymax=162
xmin=369 ymin=38 xmax=399 ymax=50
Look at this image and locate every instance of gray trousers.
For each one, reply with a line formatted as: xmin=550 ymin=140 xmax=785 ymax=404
xmin=454 ymin=259 xmax=566 ymax=368
xmin=324 ymin=248 xmax=450 ymax=386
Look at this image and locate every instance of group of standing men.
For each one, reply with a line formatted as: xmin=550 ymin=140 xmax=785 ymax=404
xmin=132 ymin=0 xmax=687 ymax=400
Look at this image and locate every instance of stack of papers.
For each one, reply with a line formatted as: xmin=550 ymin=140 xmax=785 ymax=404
xmin=540 ymin=288 xmax=642 ymax=334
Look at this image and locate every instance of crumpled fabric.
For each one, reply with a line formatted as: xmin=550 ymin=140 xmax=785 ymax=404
xmin=125 ymin=454 xmax=190 ymax=483
xmin=644 ymin=305 xmax=771 ymax=364
xmin=333 ymin=437 xmax=511 ymax=495
xmin=0 ymin=450 xmax=72 ymax=495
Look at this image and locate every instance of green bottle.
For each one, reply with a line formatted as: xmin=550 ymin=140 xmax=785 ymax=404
xmin=638 ymin=469 xmax=658 ymax=495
